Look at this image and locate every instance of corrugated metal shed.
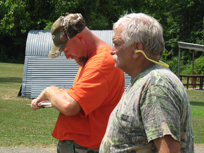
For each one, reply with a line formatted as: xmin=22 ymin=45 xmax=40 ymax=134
xmin=22 ymin=30 xmax=131 ymax=98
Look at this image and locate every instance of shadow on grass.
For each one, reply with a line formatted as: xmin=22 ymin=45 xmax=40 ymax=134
xmin=190 ymin=101 xmax=204 ymax=106
xmin=0 ymin=77 xmax=22 ymax=83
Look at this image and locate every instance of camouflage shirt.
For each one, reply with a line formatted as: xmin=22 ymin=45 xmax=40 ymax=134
xmin=100 ymin=65 xmax=194 ymax=153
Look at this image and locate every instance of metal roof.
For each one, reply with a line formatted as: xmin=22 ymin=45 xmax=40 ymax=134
xmin=25 ymin=30 xmax=115 ymax=56
xmin=22 ymin=30 xmax=131 ymax=98
xmin=178 ymin=41 xmax=204 ymax=52
xmin=177 ymin=41 xmax=204 ymax=76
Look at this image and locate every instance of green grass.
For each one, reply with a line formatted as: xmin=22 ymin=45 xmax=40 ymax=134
xmin=0 ymin=62 xmax=58 ymax=148
xmin=0 ymin=62 xmax=204 ymax=148
xmin=186 ymin=90 xmax=204 ymax=144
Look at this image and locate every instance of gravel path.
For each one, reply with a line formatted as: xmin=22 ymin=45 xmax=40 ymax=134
xmin=0 ymin=145 xmax=203 ymax=153
xmin=0 ymin=148 xmax=57 ymax=153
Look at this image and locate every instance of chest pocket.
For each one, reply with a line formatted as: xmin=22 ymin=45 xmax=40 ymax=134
xmin=116 ymin=111 xmax=144 ymax=135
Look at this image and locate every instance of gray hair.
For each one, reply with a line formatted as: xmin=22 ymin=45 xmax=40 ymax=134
xmin=113 ymin=13 xmax=165 ymax=56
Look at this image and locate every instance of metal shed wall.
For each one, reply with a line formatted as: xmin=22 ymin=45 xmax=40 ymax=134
xmin=22 ymin=30 xmax=131 ymax=98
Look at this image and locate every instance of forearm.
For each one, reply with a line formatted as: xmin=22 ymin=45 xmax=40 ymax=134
xmin=48 ymin=87 xmax=81 ymax=116
xmin=154 ymin=135 xmax=181 ymax=153
xmin=33 ymin=86 xmax=81 ymax=116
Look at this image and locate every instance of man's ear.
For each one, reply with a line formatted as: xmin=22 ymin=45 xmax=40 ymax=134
xmin=136 ymin=42 xmax=143 ymax=50
xmin=76 ymin=34 xmax=85 ymax=44
xmin=133 ymin=42 xmax=143 ymax=59
xmin=133 ymin=50 xmax=139 ymax=59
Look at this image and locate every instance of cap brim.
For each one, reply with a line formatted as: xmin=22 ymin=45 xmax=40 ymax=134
xmin=48 ymin=43 xmax=66 ymax=58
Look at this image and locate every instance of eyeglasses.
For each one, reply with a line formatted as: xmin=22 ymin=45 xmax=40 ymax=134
xmin=135 ymin=50 xmax=169 ymax=68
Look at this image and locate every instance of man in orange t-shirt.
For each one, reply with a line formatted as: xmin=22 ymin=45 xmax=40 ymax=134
xmin=31 ymin=13 xmax=124 ymax=153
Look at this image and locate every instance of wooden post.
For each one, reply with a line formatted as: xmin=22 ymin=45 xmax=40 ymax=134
xmin=178 ymin=48 xmax=181 ymax=77
xmin=192 ymin=50 xmax=195 ymax=75
xmin=192 ymin=50 xmax=195 ymax=88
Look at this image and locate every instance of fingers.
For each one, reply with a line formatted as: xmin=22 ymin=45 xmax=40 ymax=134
xmin=31 ymin=99 xmax=40 ymax=110
xmin=30 ymin=86 xmax=53 ymax=111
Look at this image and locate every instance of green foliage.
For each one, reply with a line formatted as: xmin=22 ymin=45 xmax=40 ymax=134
xmin=181 ymin=56 xmax=204 ymax=75
xmin=44 ymin=21 xmax=53 ymax=30
xmin=194 ymin=56 xmax=204 ymax=74
xmin=162 ymin=56 xmax=178 ymax=75
xmin=160 ymin=0 xmax=204 ymax=61
xmin=1 ymin=0 xmax=204 ymax=63
xmin=196 ymin=19 xmax=204 ymax=45
xmin=162 ymin=51 xmax=204 ymax=76
xmin=1 ymin=0 xmax=31 ymax=36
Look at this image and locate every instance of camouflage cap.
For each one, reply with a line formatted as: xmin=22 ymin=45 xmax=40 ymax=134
xmin=48 ymin=13 xmax=86 ymax=58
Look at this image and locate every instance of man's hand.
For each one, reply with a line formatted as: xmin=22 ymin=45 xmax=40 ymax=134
xmin=31 ymin=99 xmax=46 ymax=110
xmin=31 ymin=99 xmax=40 ymax=110
xmin=30 ymin=86 xmax=81 ymax=116
xmin=30 ymin=86 xmax=51 ymax=110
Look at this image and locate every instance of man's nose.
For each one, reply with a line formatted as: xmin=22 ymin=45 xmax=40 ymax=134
xmin=110 ymin=46 xmax=116 ymax=55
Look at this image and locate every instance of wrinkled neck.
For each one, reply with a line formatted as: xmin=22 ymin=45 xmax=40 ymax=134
xmin=82 ymin=27 xmax=109 ymax=58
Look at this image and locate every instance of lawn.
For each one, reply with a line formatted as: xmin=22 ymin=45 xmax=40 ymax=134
xmin=186 ymin=89 xmax=204 ymax=144
xmin=0 ymin=62 xmax=58 ymax=148
xmin=0 ymin=62 xmax=204 ymax=147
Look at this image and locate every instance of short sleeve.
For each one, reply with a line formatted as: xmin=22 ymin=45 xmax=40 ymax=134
xmin=140 ymin=85 xmax=182 ymax=142
xmin=67 ymin=67 xmax=109 ymax=116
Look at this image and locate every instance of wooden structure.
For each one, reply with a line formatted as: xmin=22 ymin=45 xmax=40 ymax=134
xmin=178 ymin=42 xmax=204 ymax=89
xmin=179 ymin=75 xmax=204 ymax=89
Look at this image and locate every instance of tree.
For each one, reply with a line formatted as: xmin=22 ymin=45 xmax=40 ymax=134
xmin=0 ymin=0 xmax=204 ymax=64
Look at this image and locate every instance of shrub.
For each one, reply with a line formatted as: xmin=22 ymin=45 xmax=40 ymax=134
xmin=180 ymin=55 xmax=204 ymax=75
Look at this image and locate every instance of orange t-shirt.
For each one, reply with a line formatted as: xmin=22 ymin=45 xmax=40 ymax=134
xmin=52 ymin=46 xmax=124 ymax=148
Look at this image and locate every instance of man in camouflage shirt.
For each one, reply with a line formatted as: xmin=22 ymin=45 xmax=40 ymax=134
xmin=99 ymin=13 xmax=194 ymax=153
